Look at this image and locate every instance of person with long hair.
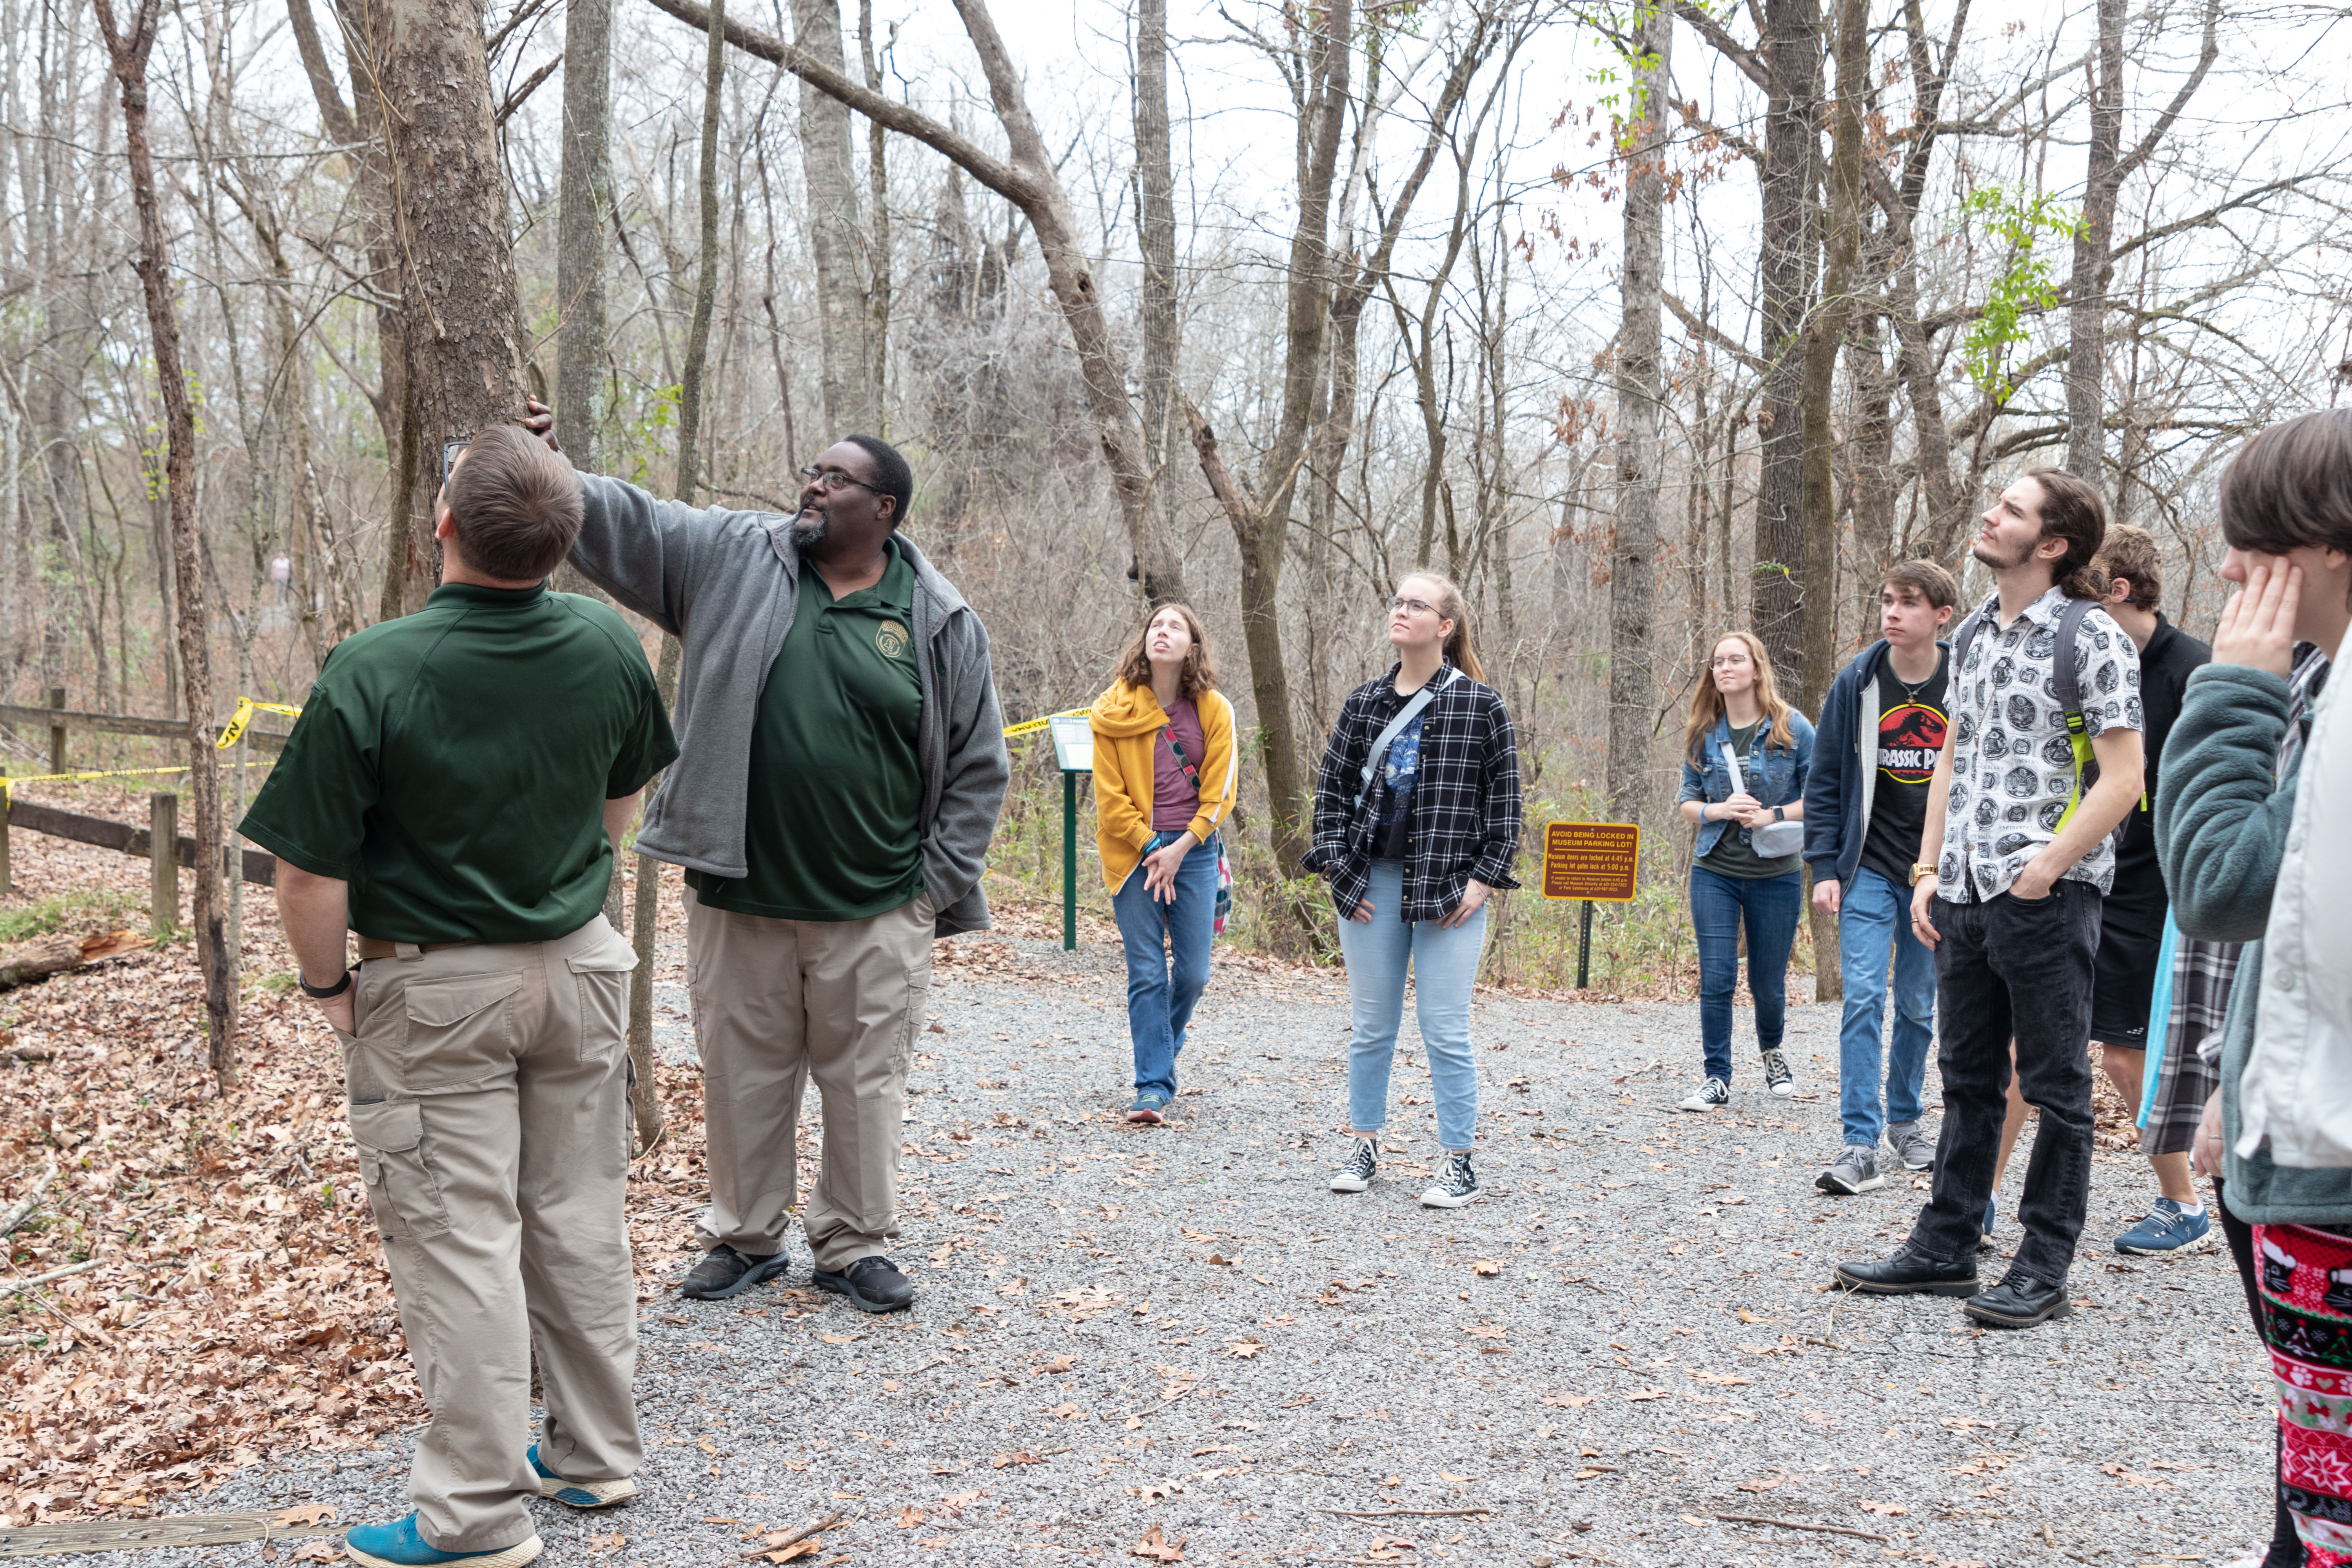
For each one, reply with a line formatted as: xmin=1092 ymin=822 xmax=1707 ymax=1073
xmin=1835 ymin=466 xmax=2143 ymax=1330
xmin=1676 ymin=630 xmax=1815 ymax=1112
xmin=1304 ymin=573 xmax=1522 ymax=1208
xmin=1090 ymin=604 xmax=1238 ymax=1125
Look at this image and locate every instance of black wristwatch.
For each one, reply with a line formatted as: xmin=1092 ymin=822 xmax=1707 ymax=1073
xmin=299 ymin=968 xmax=354 ymax=1000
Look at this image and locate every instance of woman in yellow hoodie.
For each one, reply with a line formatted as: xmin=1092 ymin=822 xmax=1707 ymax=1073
xmin=1090 ymin=604 xmax=1238 ymax=1123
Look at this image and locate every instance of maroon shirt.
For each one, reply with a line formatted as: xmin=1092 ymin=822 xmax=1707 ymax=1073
xmin=1151 ymin=697 xmax=1205 ymax=831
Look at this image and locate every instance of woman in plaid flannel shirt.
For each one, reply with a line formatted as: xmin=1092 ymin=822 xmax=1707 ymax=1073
xmin=1304 ymin=573 xmax=1523 ymax=1209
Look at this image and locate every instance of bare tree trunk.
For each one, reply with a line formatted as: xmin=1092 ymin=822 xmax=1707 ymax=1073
xmin=795 ymin=0 xmax=874 ymax=434
xmin=93 ymin=0 xmax=234 ymax=1085
xmin=554 ymin=0 xmax=613 ymax=470
xmin=357 ymin=0 xmax=533 ymax=613
xmin=2063 ymin=0 xmax=2123 ymax=483
xmin=287 ymin=0 xmax=412 ymax=622
xmin=1795 ymin=0 xmax=1868 ymax=1002
xmin=637 ymin=0 xmax=1188 ymax=605
xmin=1179 ymin=0 xmax=1349 ymax=880
xmin=621 ymin=0 xmax=725 ymax=1154
xmin=1749 ymin=0 xmax=1823 ymax=695
xmin=1605 ymin=2 xmax=1669 ymax=827
xmin=859 ymin=0 xmax=891 ymax=430
xmin=1132 ymin=0 xmax=1180 ymax=609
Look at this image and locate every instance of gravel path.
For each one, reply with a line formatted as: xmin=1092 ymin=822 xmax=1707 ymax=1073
xmin=108 ymin=920 xmax=2267 ymax=1567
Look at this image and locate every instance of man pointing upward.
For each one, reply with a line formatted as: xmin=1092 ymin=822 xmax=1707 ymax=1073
xmin=523 ymin=399 xmax=1009 ymax=1313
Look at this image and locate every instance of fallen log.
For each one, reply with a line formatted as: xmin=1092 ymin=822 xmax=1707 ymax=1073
xmin=0 ymin=929 xmax=149 ymax=992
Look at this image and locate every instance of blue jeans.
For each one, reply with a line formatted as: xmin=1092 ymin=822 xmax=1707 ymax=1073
xmin=1835 ymin=865 xmax=1936 ymax=1147
xmin=1333 ymin=860 xmax=1486 ymax=1151
xmin=1112 ymin=835 xmax=1219 ymax=1098
xmin=1690 ymin=864 xmax=1802 ymax=1085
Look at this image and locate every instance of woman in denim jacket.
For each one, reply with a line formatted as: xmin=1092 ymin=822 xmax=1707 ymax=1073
xmin=1676 ymin=631 xmax=1815 ymax=1112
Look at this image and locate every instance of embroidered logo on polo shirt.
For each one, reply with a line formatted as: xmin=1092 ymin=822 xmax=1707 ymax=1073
xmin=877 ymin=619 xmax=909 ymax=659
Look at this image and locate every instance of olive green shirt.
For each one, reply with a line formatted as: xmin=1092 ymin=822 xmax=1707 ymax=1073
xmin=688 ymin=541 xmax=926 ymax=921
xmin=1699 ymin=720 xmax=1801 ymax=880
xmin=240 ymin=583 xmax=677 ymax=944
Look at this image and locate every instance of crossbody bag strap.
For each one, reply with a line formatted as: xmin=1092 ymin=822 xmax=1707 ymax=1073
xmin=1354 ymin=667 xmax=1452 ymax=811
xmin=1160 ymin=725 xmax=1202 ymax=789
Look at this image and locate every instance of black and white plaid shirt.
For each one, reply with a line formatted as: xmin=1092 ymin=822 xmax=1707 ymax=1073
xmin=1303 ymin=665 xmax=1523 ymax=922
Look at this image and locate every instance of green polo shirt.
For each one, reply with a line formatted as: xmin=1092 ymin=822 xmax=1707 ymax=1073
xmin=687 ymin=541 xmax=925 ymax=921
xmin=240 ymin=583 xmax=677 ymax=944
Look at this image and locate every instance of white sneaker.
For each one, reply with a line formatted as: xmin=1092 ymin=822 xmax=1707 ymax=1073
xmin=1419 ymin=1151 xmax=1480 ymax=1208
xmin=1329 ymin=1137 xmax=1378 ymax=1193
xmin=1678 ymin=1078 xmax=1729 ymax=1112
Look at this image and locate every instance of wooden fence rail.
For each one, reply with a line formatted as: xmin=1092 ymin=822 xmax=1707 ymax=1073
xmin=0 ymin=797 xmax=277 ymax=934
xmin=0 ymin=696 xmax=290 ymax=933
xmin=0 ymin=701 xmax=290 ymax=760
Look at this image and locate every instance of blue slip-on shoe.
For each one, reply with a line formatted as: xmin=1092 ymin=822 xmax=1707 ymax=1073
xmin=343 ymin=1514 xmax=541 ymax=1568
xmin=1126 ymin=1090 xmax=1171 ymax=1125
xmin=1977 ymin=1194 xmax=1997 ymax=1252
xmin=2115 ymin=1197 xmax=2217 ymax=1257
xmin=529 ymin=1443 xmax=638 ymax=1510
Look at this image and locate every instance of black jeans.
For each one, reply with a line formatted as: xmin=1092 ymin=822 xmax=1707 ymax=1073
xmin=1909 ymin=880 xmax=2102 ymax=1285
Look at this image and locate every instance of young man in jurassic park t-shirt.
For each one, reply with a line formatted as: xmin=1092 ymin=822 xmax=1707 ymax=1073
xmin=1802 ymin=560 xmax=1959 ymax=1198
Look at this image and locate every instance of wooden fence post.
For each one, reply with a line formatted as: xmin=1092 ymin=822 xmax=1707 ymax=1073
xmin=46 ymin=688 xmax=64 ymax=778
xmin=150 ymin=792 xmax=177 ymax=935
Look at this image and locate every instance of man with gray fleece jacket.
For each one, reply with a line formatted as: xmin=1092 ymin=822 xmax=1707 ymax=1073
xmin=524 ymin=401 xmax=1009 ymax=1312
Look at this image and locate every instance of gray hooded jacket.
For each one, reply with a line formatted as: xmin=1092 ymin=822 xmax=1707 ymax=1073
xmin=567 ymin=472 xmax=1010 ymax=935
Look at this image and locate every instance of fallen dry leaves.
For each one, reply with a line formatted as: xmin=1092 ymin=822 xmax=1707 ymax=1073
xmin=1131 ymin=1523 xmax=1185 ymax=1562
xmin=0 ymin=817 xmax=715 ymax=1528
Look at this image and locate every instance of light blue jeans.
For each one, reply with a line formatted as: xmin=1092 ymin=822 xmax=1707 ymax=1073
xmin=1112 ymin=834 xmax=1219 ymax=1099
xmin=1835 ymin=864 xmax=1936 ymax=1147
xmin=1334 ymin=860 xmax=1486 ymax=1151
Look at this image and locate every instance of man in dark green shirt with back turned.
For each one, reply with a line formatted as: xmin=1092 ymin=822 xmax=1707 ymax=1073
xmin=241 ymin=425 xmax=676 ymax=1568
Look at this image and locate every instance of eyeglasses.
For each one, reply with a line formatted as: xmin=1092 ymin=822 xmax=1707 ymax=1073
xmin=1709 ymin=653 xmax=1753 ymax=668
xmin=800 ymin=464 xmax=883 ymax=497
xmin=439 ymin=439 xmax=470 ymax=486
xmin=1388 ymin=596 xmax=1437 ymax=616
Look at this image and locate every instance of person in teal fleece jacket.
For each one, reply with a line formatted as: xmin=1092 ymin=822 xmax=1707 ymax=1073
xmin=2156 ymin=408 xmax=2352 ymax=1568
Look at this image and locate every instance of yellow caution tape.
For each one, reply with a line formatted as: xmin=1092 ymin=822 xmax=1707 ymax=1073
xmin=1002 ymin=708 xmax=1087 ymax=739
xmin=216 ymin=697 xmax=303 ymax=750
xmin=1 ymin=760 xmax=269 ymax=807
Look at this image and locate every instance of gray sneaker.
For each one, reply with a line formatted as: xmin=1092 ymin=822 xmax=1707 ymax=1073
xmin=1816 ymin=1144 xmax=1885 ymax=1195
xmin=1887 ymin=1121 xmax=1936 ymax=1172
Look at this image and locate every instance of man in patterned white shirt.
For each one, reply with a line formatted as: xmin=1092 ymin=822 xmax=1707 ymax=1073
xmin=1833 ymin=466 xmax=2145 ymax=1329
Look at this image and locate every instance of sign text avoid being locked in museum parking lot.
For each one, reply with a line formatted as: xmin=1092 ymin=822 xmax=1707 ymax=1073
xmin=1541 ymin=821 xmax=1641 ymax=902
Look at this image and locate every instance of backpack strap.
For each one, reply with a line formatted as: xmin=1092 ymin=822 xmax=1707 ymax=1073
xmin=1949 ymin=604 xmax=1992 ymax=679
xmin=1355 ymin=667 xmax=1453 ymax=811
xmin=2049 ymin=596 xmax=2096 ymax=721
xmin=2048 ymin=597 xmax=2106 ymax=833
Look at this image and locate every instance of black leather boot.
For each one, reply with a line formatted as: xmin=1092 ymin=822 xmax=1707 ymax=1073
xmin=1831 ymin=1243 xmax=1979 ymax=1296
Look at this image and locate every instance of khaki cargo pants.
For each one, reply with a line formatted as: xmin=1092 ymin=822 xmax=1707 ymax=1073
xmin=342 ymin=916 xmax=642 ymax=1554
xmin=687 ymin=888 xmax=933 ymax=1272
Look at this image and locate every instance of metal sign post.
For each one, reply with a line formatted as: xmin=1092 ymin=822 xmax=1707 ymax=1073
xmin=1539 ymin=821 xmax=1642 ymax=990
xmin=1047 ymin=716 xmax=1095 ymax=952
